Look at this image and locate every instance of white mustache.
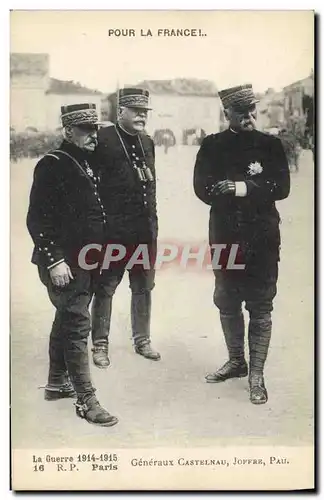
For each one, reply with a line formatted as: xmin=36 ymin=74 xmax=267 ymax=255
xmin=84 ymin=142 xmax=97 ymax=149
xmin=242 ymin=120 xmax=255 ymax=128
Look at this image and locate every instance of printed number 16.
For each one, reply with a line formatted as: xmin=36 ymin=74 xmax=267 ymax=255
xmin=33 ymin=464 xmax=44 ymax=472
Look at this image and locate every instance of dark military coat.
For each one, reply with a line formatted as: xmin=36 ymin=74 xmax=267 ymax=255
xmin=96 ymin=124 xmax=158 ymax=244
xmin=27 ymin=140 xmax=107 ymax=268
xmin=194 ymin=128 xmax=290 ymax=266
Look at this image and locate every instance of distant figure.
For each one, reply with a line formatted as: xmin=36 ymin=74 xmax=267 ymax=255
xmin=153 ymin=128 xmax=176 ymax=153
xmin=183 ymin=128 xmax=199 ymax=145
xmin=194 ymin=128 xmax=207 ymax=145
xmin=279 ymin=128 xmax=301 ymax=173
xmin=304 ymin=99 xmax=314 ymax=161
xmin=161 ymin=130 xmax=174 ymax=153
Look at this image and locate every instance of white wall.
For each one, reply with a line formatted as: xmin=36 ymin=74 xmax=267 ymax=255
xmin=11 ymin=88 xmax=47 ymax=131
xmin=146 ymin=94 xmax=220 ymax=143
xmin=11 ymin=71 xmax=49 ymax=131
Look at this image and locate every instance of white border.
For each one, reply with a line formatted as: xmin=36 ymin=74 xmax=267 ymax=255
xmin=3 ymin=3 xmax=321 ymax=498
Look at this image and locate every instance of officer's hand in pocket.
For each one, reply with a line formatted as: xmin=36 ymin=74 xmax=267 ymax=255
xmin=49 ymin=261 xmax=74 ymax=287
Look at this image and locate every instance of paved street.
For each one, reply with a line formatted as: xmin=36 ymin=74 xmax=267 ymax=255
xmin=11 ymin=145 xmax=314 ymax=449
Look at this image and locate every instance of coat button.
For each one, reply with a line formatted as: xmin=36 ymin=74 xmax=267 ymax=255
xmin=40 ymin=233 xmax=43 ymax=237
xmin=44 ymin=247 xmax=48 ymax=251
xmin=50 ymin=258 xmax=54 ymax=262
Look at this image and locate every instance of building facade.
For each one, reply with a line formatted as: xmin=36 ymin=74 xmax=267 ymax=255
xmin=283 ymin=73 xmax=314 ymax=144
xmin=283 ymin=73 xmax=314 ymax=121
xmin=10 ymin=53 xmax=102 ymax=132
xmin=12 ymin=53 xmax=312 ymax=142
xmin=45 ymin=79 xmax=102 ymax=130
xmin=256 ymin=89 xmax=285 ymax=131
xmin=11 ymin=53 xmax=49 ymax=131
xmin=104 ymin=79 xmax=221 ymax=145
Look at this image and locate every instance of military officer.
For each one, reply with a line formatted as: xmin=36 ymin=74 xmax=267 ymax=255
xmin=194 ymin=84 xmax=290 ymax=404
xmin=91 ymin=88 xmax=160 ymax=367
xmin=27 ymin=103 xmax=118 ymax=427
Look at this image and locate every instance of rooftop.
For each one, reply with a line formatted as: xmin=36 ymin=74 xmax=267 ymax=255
xmin=47 ymin=78 xmax=102 ymax=95
xmin=283 ymin=72 xmax=314 ymax=90
xmin=131 ymin=78 xmax=218 ymax=96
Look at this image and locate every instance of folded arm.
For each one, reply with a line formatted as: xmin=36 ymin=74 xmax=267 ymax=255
xmin=243 ymin=137 xmax=291 ymax=201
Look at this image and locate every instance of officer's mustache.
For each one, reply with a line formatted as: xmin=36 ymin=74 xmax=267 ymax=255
xmin=85 ymin=138 xmax=98 ymax=146
xmin=134 ymin=120 xmax=145 ymax=125
xmin=241 ymin=118 xmax=256 ymax=128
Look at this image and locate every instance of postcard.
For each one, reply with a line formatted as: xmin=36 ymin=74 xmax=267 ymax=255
xmin=10 ymin=10 xmax=314 ymax=491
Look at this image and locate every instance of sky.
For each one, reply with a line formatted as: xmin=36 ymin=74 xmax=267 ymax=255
xmin=10 ymin=10 xmax=314 ymax=94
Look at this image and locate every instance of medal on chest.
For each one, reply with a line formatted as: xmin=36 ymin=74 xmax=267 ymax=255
xmin=247 ymin=161 xmax=263 ymax=176
xmin=84 ymin=160 xmax=94 ymax=178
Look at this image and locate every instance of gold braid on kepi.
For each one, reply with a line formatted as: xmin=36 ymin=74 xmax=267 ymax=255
xmin=218 ymin=84 xmax=259 ymax=109
xmin=119 ymin=88 xmax=152 ymax=110
xmin=60 ymin=103 xmax=99 ymax=127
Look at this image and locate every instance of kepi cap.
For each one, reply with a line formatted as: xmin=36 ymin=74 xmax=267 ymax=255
xmin=119 ymin=88 xmax=151 ymax=109
xmin=61 ymin=103 xmax=100 ymax=127
xmin=218 ymin=84 xmax=259 ymax=110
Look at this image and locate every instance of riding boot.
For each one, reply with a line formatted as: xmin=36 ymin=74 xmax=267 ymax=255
xmin=206 ymin=311 xmax=248 ymax=383
xmin=91 ymin=294 xmax=112 ymax=368
xmin=75 ymin=392 xmax=118 ymax=427
xmin=248 ymin=312 xmax=272 ymax=404
xmin=131 ymin=292 xmax=160 ymax=360
xmin=47 ymin=312 xmax=69 ymax=386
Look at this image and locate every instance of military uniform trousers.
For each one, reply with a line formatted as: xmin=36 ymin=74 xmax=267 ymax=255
xmin=38 ymin=265 xmax=98 ymax=395
xmin=212 ymin=247 xmax=278 ymax=374
xmin=91 ymin=241 xmax=156 ymax=346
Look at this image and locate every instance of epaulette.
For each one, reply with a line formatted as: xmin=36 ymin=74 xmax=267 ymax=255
xmin=43 ymin=152 xmax=60 ymax=161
